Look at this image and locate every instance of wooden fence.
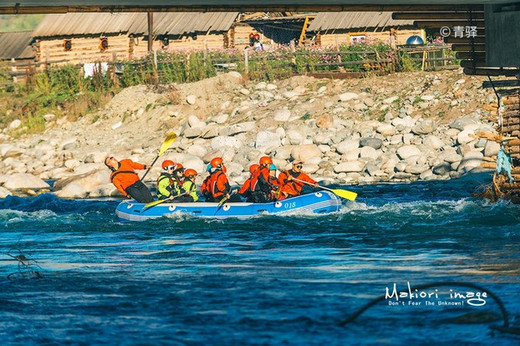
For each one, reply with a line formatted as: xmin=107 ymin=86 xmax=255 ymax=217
xmin=2 ymin=44 xmax=458 ymax=87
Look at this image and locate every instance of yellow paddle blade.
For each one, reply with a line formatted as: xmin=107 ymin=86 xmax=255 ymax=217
xmin=331 ymin=189 xmax=357 ymax=201
xmin=144 ymin=199 xmax=166 ymax=210
xmin=158 ymin=132 xmax=177 ymax=156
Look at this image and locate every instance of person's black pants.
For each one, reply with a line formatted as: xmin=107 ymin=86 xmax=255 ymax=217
xmin=126 ymin=180 xmax=154 ymax=203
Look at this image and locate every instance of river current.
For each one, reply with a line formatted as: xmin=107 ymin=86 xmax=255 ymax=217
xmin=0 ymin=172 xmax=519 ymax=345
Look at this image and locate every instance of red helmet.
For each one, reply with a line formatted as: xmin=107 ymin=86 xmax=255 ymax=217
xmin=210 ymin=157 xmax=223 ymax=168
xmin=249 ymin=164 xmax=260 ymax=174
xmin=162 ymin=160 xmax=175 ymax=170
xmin=184 ymin=169 xmax=197 ymax=178
xmin=174 ymin=163 xmax=184 ymax=171
xmin=259 ymin=156 xmax=272 ymax=166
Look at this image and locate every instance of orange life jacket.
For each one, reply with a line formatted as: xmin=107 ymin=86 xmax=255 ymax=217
xmin=250 ymin=166 xmax=270 ymax=192
xmin=110 ymin=159 xmax=145 ymax=196
xmin=207 ymin=170 xmax=230 ymax=199
xmin=279 ymin=170 xmax=316 ymax=197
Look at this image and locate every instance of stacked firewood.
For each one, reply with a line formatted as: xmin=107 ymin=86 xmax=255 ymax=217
xmin=477 ymin=88 xmax=520 ymax=202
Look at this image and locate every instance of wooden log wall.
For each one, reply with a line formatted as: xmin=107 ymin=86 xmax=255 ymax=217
xmin=37 ymin=34 xmax=132 ymax=65
xmin=232 ymin=23 xmax=263 ymax=50
xmin=317 ymin=28 xmax=424 ymax=47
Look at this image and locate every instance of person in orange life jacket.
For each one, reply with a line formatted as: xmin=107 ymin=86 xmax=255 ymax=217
xmin=202 ymin=157 xmax=241 ymax=203
xmin=279 ymin=159 xmax=318 ymax=199
xmin=250 ymin=156 xmax=276 ymax=203
xmin=239 ymin=164 xmax=260 ymax=202
xmin=104 ymin=156 xmax=153 ymax=203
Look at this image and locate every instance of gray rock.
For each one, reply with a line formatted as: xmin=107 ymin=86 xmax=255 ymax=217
xmin=450 ymin=117 xmax=477 ymax=131
xmin=433 ymin=163 xmax=451 ymax=175
xmin=411 ymin=119 xmax=437 ymax=135
xmin=360 ymin=137 xmax=383 ymax=150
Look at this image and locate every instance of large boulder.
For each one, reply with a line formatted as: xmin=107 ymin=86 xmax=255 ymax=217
xmin=290 ymin=144 xmax=322 ymax=162
xmin=0 ymin=186 xmax=12 ymax=198
xmin=397 ymin=145 xmax=422 ymax=160
xmin=0 ymin=144 xmax=23 ymax=158
xmin=423 ymin=135 xmax=444 ymax=150
xmin=255 ymin=131 xmax=281 ymax=150
xmin=84 ymin=151 xmax=108 ymax=163
xmin=220 ymin=121 xmax=255 ymax=136
xmin=336 ymin=139 xmax=359 ymax=154
xmin=334 ymin=161 xmax=365 ymax=173
xmin=55 ymin=183 xmax=88 ymax=199
xmin=211 ymin=136 xmax=243 ymax=150
xmin=3 ymin=173 xmax=50 ymax=191
xmin=53 ymin=169 xmax=109 ymax=194
xmin=484 ymin=141 xmax=500 ymax=157
xmin=182 ymin=155 xmax=205 ymax=174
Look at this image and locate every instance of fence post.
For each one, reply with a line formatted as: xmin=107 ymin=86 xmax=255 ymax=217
xmin=153 ymin=48 xmax=159 ymax=85
xmin=244 ymin=48 xmax=249 ymax=78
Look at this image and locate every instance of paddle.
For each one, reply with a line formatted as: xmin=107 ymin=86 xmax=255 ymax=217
xmin=292 ymin=178 xmax=357 ymax=201
xmin=141 ymin=131 xmax=177 ymax=181
xmin=214 ymin=190 xmax=236 ymax=214
xmin=143 ymin=192 xmax=188 ymax=211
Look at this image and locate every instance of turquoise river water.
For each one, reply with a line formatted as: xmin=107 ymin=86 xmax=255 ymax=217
xmin=0 ymin=172 xmax=519 ymax=345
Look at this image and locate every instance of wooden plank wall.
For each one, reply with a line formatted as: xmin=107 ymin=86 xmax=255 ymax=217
xmin=318 ymin=29 xmax=424 ymax=47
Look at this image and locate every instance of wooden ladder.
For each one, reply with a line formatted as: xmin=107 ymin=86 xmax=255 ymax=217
xmin=298 ymin=15 xmax=313 ymax=46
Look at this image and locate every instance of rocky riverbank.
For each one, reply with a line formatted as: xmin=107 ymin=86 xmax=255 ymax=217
xmin=0 ymin=69 xmax=498 ymax=199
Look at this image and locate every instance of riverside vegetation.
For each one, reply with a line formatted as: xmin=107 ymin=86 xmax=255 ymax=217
xmin=0 ymin=48 xmax=495 ymax=199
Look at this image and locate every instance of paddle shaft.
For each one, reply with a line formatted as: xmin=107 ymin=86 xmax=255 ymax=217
xmin=141 ymin=132 xmax=177 ymax=182
xmin=140 ymin=155 xmax=159 ymax=181
xmin=293 ymin=177 xmax=357 ymax=201
xmin=144 ymin=192 xmax=189 ymax=210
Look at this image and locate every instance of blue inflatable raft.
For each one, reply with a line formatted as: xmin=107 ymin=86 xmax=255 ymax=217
xmin=115 ymin=191 xmax=341 ymax=221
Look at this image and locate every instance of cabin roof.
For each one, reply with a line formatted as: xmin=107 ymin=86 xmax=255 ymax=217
xmin=308 ymin=12 xmax=414 ymax=32
xmin=0 ymin=31 xmax=34 ymax=59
